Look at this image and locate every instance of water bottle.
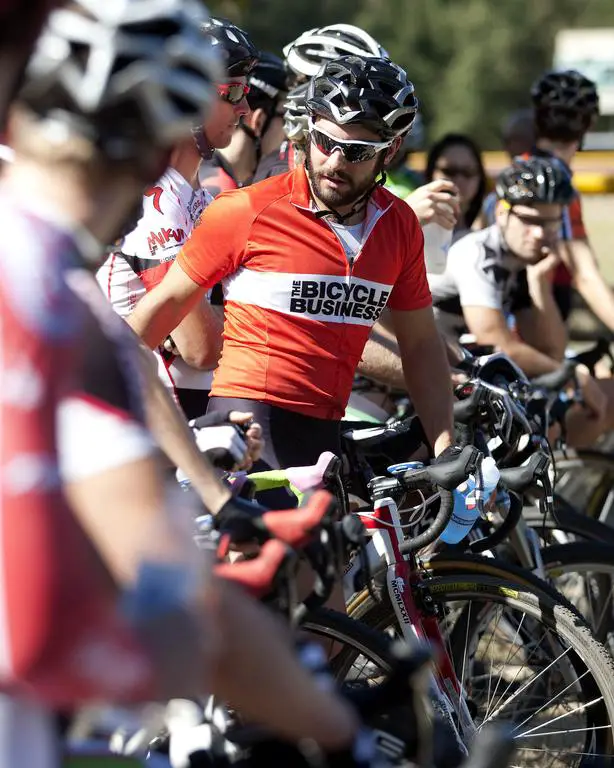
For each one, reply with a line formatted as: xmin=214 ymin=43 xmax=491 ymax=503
xmin=440 ymin=458 xmax=500 ymax=544
xmin=439 ymin=475 xmax=477 ymax=544
xmin=475 ymin=457 xmax=501 ymax=507
xmin=422 ymin=220 xmax=453 ymax=275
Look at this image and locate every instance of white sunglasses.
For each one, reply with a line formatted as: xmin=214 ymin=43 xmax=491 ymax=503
xmin=308 ymin=118 xmax=393 ymax=163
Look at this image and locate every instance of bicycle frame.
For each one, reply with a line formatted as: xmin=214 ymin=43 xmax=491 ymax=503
xmin=343 ymin=494 xmax=477 ymax=741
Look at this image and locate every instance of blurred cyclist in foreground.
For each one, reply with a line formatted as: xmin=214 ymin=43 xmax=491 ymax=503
xmin=1 ymin=3 xmax=385 ymax=766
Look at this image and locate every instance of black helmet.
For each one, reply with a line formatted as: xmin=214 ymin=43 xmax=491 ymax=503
xmin=496 ymin=156 xmax=574 ymax=206
xmin=306 ymin=55 xmax=418 ymax=140
xmin=242 ymin=52 xmax=289 ymax=162
xmin=531 ymin=69 xmax=599 ymax=142
xmin=247 ymin=52 xmax=288 ymax=109
xmin=201 ymin=17 xmax=259 ymax=78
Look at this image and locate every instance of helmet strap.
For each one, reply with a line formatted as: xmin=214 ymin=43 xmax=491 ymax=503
xmin=239 ymin=119 xmax=263 ymax=169
xmin=192 ymin=126 xmax=213 ymax=162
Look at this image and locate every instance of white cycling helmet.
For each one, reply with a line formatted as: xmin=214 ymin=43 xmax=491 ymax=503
xmin=20 ymin=0 xmax=224 ymax=161
xmin=283 ymin=23 xmax=388 ymax=79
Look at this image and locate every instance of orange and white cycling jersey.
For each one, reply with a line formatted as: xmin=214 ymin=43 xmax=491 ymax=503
xmin=177 ymin=166 xmax=431 ymax=420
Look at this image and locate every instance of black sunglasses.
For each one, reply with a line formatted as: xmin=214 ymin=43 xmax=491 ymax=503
xmin=308 ymin=119 xmax=392 ymax=164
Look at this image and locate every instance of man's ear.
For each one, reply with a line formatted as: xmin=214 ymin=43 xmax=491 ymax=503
xmin=246 ymin=107 xmax=267 ymax=138
xmin=384 ymin=135 xmax=402 ymax=166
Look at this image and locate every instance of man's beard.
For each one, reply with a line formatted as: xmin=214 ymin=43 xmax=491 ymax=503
xmin=305 ymin=146 xmax=385 ymax=210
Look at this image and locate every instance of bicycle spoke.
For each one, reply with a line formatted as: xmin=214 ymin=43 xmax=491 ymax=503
xmin=511 ymin=669 xmax=591 ymax=733
xmin=483 ymin=608 xmax=527 ymax=721
xmin=514 ymin=696 xmax=604 ymax=739
xmin=515 ymin=724 xmax=612 ymax=740
xmin=481 ymin=643 xmax=574 ymax=726
xmin=486 ymin=621 xmax=566 ymax=722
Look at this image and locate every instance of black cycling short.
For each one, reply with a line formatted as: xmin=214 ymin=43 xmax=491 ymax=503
xmin=207 ymin=397 xmax=341 ymax=508
xmin=177 ymin=389 xmax=210 ymax=421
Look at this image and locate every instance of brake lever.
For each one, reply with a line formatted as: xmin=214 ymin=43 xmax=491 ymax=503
xmin=487 ymin=389 xmax=513 ymax=445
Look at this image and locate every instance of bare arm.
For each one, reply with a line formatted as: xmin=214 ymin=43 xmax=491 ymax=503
xmin=171 ymin=301 xmax=224 ymax=370
xmin=65 ymin=455 xmax=195 ymax=586
xmin=137 ymin=345 xmax=231 ymax=515
xmin=357 ymin=328 xmax=406 ymax=389
xmin=128 ymin=260 xmax=205 ymax=349
xmin=463 ymin=305 xmax=560 ymax=377
xmin=515 ymin=253 xmax=567 ymax=361
xmin=391 ymin=306 xmax=455 ymax=455
xmin=560 ymin=238 xmax=614 ymax=332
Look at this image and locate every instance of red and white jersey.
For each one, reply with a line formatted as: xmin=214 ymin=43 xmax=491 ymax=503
xmin=0 ymin=193 xmax=156 ymax=707
xmin=97 ymin=167 xmax=215 ymax=398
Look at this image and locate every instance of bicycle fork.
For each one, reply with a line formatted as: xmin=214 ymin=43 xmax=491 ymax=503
xmin=364 ymin=496 xmax=476 ymax=750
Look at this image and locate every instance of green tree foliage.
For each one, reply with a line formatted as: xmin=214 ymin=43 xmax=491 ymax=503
xmin=204 ymin=0 xmax=614 ymax=148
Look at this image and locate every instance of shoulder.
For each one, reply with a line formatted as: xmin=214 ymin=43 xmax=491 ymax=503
xmin=200 ymin=155 xmax=238 ymax=197
xmin=448 ymin=226 xmax=497 ymax=266
xmin=142 ymin=171 xmax=184 ymax=218
xmin=375 ymin=185 xmax=421 ymax=230
xmin=0 ymin=202 xmax=82 ymax=339
xmin=253 ymin=147 xmax=291 ymax=182
xmin=202 ymin=170 xmax=293 ymax=222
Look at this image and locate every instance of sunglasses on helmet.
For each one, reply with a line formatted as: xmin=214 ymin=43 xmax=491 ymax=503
xmin=308 ymin=119 xmax=393 ymax=163
xmin=217 ymin=82 xmax=250 ymax=105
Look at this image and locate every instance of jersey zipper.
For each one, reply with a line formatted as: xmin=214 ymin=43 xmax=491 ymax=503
xmin=328 ymin=202 xmax=392 ymax=418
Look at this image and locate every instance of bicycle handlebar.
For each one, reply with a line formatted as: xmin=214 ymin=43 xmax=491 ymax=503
xmin=399 ymin=487 xmax=455 ymax=554
xmin=530 ymin=359 xmax=577 ymax=391
xmin=366 ymin=445 xmax=481 ymax=554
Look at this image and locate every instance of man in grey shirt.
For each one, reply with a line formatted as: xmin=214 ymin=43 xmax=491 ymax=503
xmin=430 ymin=155 xmax=611 ymax=446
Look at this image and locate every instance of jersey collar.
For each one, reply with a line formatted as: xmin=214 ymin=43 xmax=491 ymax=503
xmin=530 ymin=145 xmax=573 ymax=177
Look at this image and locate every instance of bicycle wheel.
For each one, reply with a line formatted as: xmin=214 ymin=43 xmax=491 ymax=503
xmin=541 ymin=541 xmax=614 ymax=654
xmin=302 ymin=607 xmax=395 ymax=681
xmin=351 ymin=574 xmax=614 ymax=767
xmin=554 ymin=449 xmax=614 ymax=522
xmin=522 ymin=496 xmax=614 ymax=548
xmin=303 ymin=608 xmax=442 ymax=766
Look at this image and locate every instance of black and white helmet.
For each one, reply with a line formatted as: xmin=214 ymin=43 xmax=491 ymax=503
xmin=283 ymin=81 xmax=309 ymax=143
xmin=20 ymin=0 xmax=224 ymax=159
xmin=200 ymin=17 xmax=259 ymax=78
xmin=496 ymin=156 xmax=574 ymax=206
xmin=284 ymin=24 xmax=388 ymax=79
xmin=306 ymin=56 xmax=418 ymax=140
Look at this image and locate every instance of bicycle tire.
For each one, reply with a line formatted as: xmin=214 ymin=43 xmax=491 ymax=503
xmin=540 ymin=541 xmax=614 ymax=650
xmin=302 ymin=608 xmax=440 ymax=766
xmin=348 ymin=550 xmax=595 ymax=617
xmin=302 ymin=607 xmax=395 ymax=678
xmin=521 ymin=497 xmax=614 ymax=546
xmin=554 ymin=449 xmax=614 ymax=521
xmin=350 ymin=574 xmax=614 ymax=767
xmin=352 ymin=548 xmax=614 ymax=645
